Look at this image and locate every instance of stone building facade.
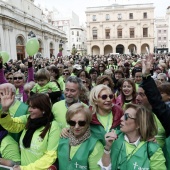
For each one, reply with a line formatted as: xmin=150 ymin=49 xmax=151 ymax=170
xmin=0 ymin=0 xmax=67 ymax=60
xmin=154 ymin=17 xmax=168 ymax=54
xmin=86 ymin=3 xmax=155 ymax=55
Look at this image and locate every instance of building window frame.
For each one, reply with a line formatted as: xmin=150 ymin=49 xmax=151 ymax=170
xmin=105 ymin=29 xmax=110 ymax=39
xmin=117 ymin=13 xmax=122 ymax=20
xmin=143 ymin=12 xmax=147 ymax=19
xmin=106 ymin=14 xmax=110 ymax=20
xmin=143 ymin=27 xmax=148 ymax=37
xmin=92 ymin=15 xmax=96 ymax=21
xmin=130 ymin=28 xmax=134 ymax=38
xmin=129 ymin=13 xmax=133 ymax=19
xmin=92 ymin=28 xmax=97 ymax=39
xmin=117 ymin=28 xmax=122 ymax=38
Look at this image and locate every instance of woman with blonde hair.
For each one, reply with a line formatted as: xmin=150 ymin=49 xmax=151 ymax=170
xmin=99 ymin=103 xmax=166 ymax=170
xmin=89 ymin=84 xmax=123 ymax=144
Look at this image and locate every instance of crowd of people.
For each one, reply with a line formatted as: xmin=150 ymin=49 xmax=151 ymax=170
xmin=0 ymin=52 xmax=170 ymax=170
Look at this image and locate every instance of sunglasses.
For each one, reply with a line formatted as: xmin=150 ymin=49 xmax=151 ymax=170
xmin=124 ymin=113 xmax=136 ymax=121
xmin=63 ymin=73 xmax=69 ymax=75
xmin=7 ymin=78 xmax=13 ymax=80
xmin=67 ymin=120 xmax=86 ymax=127
xmin=99 ymin=94 xmax=114 ymax=100
xmin=13 ymin=77 xmax=23 ymax=80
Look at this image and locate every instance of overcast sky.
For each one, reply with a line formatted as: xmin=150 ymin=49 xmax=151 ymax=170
xmin=34 ymin=0 xmax=170 ymax=25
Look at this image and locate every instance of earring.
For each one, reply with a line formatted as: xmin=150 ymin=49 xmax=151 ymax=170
xmin=42 ymin=111 xmax=45 ymax=114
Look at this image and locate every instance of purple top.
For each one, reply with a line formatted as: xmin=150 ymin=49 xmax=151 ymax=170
xmin=0 ymin=66 xmax=34 ymax=102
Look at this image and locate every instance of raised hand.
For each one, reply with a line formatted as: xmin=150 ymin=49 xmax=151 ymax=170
xmin=0 ymin=87 xmax=15 ymax=111
xmin=104 ymin=129 xmax=118 ymax=150
xmin=142 ymin=53 xmax=154 ymax=76
xmin=28 ymin=56 xmax=33 ymax=63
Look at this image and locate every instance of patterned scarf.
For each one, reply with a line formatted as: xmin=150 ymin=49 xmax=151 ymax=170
xmin=69 ymin=127 xmax=91 ymax=146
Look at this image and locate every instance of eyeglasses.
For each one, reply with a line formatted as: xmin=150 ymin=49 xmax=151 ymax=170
xmin=99 ymin=94 xmax=114 ymax=100
xmin=124 ymin=113 xmax=136 ymax=121
xmin=108 ymin=60 xmax=112 ymax=61
xmin=67 ymin=120 xmax=86 ymax=127
xmin=99 ymin=65 xmax=104 ymax=67
xmin=63 ymin=73 xmax=70 ymax=75
xmin=7 ymin=78 xmax=13 ymax=80
xmin=13 ymin=77 xmax=23 ymax=80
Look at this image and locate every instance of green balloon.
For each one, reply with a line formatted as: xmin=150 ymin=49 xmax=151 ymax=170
xmin=0 ymin=51 xmax=10 ymax=63
xmin=26 ymin=38 xmax=39 ymax=56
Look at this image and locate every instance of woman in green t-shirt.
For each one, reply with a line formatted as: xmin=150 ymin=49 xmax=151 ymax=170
xmin=0 ymin=90 xmax=61 ymax=170
xmin=99 ymin=103 xmax=166 ymax=170
xmin=58 ymin=103 xmax=103 ymax=170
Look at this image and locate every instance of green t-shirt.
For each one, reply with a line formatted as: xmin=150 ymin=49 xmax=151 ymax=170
xmin=57 ymin=76 xmax=65 ymax=91
xmin=0 ymin=135 xmax=20 ymax=162
xmin=52 ymin=100 xmax=88 ymax=129
xmin=31 ymin=82 xmax=60 ymax=93
xmin=153 ymin=114 xmax=166 ymax=148
xmin=97 ymin=112 xmax=113 ymax=133
xmin=20 ymin=121 xmax=60 ymax=167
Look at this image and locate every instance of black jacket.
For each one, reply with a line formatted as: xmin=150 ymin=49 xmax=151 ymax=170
xmin=141 ymin=76 xmax=170 ymax=137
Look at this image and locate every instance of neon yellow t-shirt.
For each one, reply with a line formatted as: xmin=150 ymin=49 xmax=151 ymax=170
xmin=97 ymin=112 xmax=113 ymax=133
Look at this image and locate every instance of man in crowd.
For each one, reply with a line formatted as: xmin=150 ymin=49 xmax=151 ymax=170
xmin=52 ymin=76 xmax=86 ymax=129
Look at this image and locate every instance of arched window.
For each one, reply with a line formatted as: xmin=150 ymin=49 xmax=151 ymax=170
xmin=16 ymin=36 xmax=25 ymax=60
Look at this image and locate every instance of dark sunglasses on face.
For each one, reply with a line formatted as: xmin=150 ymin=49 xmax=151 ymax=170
xmin=13 ymin=77 xmax=23 ymax=80
xmin=99 ymin=94 xmax=114 ymax=100
xmin=7 ymin=78 xmax=13 ymax=80
xmin=67 ymin=120 xmax=86 ymax=127
xmin=124 ymin=113 xmax=136 ymax=121
xmin=63 ymin=73 xmax=69 ymax=75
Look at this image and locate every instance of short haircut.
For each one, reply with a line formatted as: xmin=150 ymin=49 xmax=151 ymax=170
xmin=96 ymin=75 xmax=114 ymax=90
xmin=13 ymin=72 xmax=25 ymax=81
xmin=158 ymin=82 xmax=170 ymax=95
xmin=66 ymin=103 xmax=92 ymax=125
xmin=157 ymin=73 xmax=167 ymax=81
xmin=36 ymin=68 xmax=50 ymax=81
xmin=65 ymin=76 xmax=83 ymax=91
xmin=89 ymin=84 xmax=112 ymax=114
